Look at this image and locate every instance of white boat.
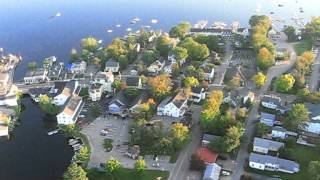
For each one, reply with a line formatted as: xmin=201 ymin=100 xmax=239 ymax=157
xmin=56 ymin=12 xmax=62 ymax=17
xmin=74 ymin=146 xmax=82 ymax=151
xmin=144 ymin=25 xmax=151 ymax=28
xmin=107 ymin=29 xmax=113 ymax=33
xmin=68 ymin=138 xmax=75 ymax=143
xmin=131 ymin=20 xmax=137 ymax=24
xmin=135 ymin=30 xmax=140 ymax=34
xmin=69 ymin=140 xmax=79 ymax=146
xmin=98 ymin=40 xmax=103 ymax=43
xmin=151 ymin=19 xmax=158 ymax=24
xmin=116 ymin=24 xmax=121 ymax=28
xmin=133 ymin=17 xmax=140 ymax=22
xmin=126 ymin=28 xmax=132 ymax=32
xmin=48 ymin=129 xmax=59 ymax=136
xmin=72 ymin=143 xmax=81 ymax=148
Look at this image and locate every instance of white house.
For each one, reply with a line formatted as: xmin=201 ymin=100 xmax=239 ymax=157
xmin=0 ymin=73 xmax=9 ymax=87
xmin=243 ymin=91 xmax=255 ymax=104
xmin=157 ymin=90 xmax=188 ymax=117
xmin=253 ymin=137 xmax=284 ymax=154
xmin=261 ymin=95 xmax=282 ymax=110
xmin=105 ymin=59 xmax=120 ymax=73
xmin=68 ymin=61 xmax=86 ymax=74
xmin=54 ymin=81 xmax=79 ymax=106
xmin=89 ymin=83 xmax=103 ymax=102
xmin=260 ymin=112 xmax=276 ymax=126
xmin=0 ymin=95 xmax=18 ymax=107
xmin=249 ymin=153 xmax=299 ymax=174
xmin=202 ymin=66 xmax=215 ymax=81
xmin=190 ymin=86 xmax=206 ymax=103
xmin=203 ymin=163 xmax=221 ymax=180
xmin=147 ymin=59 xmax=165 ymax=76
xmin=272 ymin=126 xmax=287 ymax=139
xmin=93 ymin=71 xmax=114 ymax=92
xmin=24 ymin=68 xmax=48 ymax=84
xmin=56 ymin=95 xmax=84 ymax=125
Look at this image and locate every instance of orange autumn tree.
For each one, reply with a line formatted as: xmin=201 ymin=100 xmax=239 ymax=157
xmin=148 ymin=74 xmax=172 ymax=98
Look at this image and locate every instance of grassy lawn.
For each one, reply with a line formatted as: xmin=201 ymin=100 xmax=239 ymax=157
xmin=294 ymin=40 xmax=312 ymax=56
xmin=249 ymin=143 xmax=320 ymax=180
xmin=87 ymin=168 xmax=169 ymax=180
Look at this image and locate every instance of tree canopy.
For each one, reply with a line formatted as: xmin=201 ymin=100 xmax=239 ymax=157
xmin=275 ymin=74 xmax=295 ymax=93
xmin=284 ymin=103 xmax=309 ymax=130
xmin=184 ymin=76 xmax=199 ymax=87
xmin=223 ymin=126 xmax=243 ymax=153
xmin=63 ymin=163 xmax=88 ymax=180
xmin=170 ymin=123 xmax=190 ymax=150
xmin=283 ymin=26 xmax=297 ymax=42
xmin=75 ymin=146 xmax=90 ymax=163
xmin=142 ymin=50 xmax=157 ymax=66
xmin=305 ymin=16 xmax=320 ymax=39
xmin=169 ymin=21 xmax=191 ymax=39
xmin=252 ymin=72 xmax=267 ymax=88
xmin=308 ymin=161 xmax=320 ymax=180
xmin=134 ymin=157 xmax=146 ymax=173
xmin=81 ymin=37 xmax=98 ymax=52
xmin=200 ymin=90 xmax=224 ymax=129
xmin=148 ymin=74 xmax=172 ymax=98
xmin=194 ymin=34 xmax=224 ymax=53
xmin=257 ymin=47 xmax=275 ymax=70
xmin=181 ymin=37 xmax=210 ymax=61
xmin=106 ymin=158 xmax=122 ymax=175
xmin=156 ymin=34 xmax=173 ymax=57
xmin=172 ymin=46 xmax=188 ymax=62
xmin=105 ymin=38 xmax=127 ymax=60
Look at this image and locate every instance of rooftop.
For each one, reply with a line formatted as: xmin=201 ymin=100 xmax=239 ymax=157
xmin=196 ymin=147 xmax=218 ymax=164
xmin=261 ymin=112 xmax=276 ymax=120
xmin=253 ymin=137 xmax=284 ymax=150
xmin=63 ymin=95 xmax=82 ymax=116
xmin=105 ymin=59 xmax=119 ymax=67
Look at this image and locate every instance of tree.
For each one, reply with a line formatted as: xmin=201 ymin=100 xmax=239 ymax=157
xmin=283 ymin=26 xmax=297 ymax=42
xmin=118 ymin=55 xmax=128 ymax=70
xmin=275 ymin=74 xmax=295 ymax=93
xmin=70 ymin=48 xmax=79 ymax=62
xmin=63 ymin=163 xmax=87 ymax=180
xmin=200 ymin=90 xmax=224 ymax=128
xmin=249 ymin=15 xmax=271 ymax=28
xmin=257 ymin=47 xmax=274 ymax=70
xmin=194 ymin=34 xmax=223 ymax=52
xmin=184 ymin=76 xmax=199 ymax=87
xmin=106 ymin=158 xmax=122 ymax=176
xmin=171 ymin=123 xmax=190 ymax=150
xmin=308 ymin=161 xmax=320 ymax=180
xmin=172 ymin=46 xmax=188 ymax=63
xmin=134 ymin=157 xmax=146 ymax=173
xmin=142 ymin=50 xmax=157 ymax=66
xmin=38 ymin=95 xmax=60 ymax=115
xmin=124 ymin=87 xmax=140 ymax=100
xmin=148 ymin=74 xmax=172 ymax=98
xmin=81 ymin=37 xmax=98 ymax=52
xmin=112 ymin=80 xmax=121 ymax=91
xmin=181 ymin=37 xmax=210 ymax=61
xmin=223 ymin=126 xmax=243 ymax=153
xmin=284 ymin=103 xmax=309 ymax=130
xmin=256 ymin=123 xmax=271 ymax=137
xmin=169 ymin=21 xmax=191 ymax=39
xmin=28 ymin=61 xmax=37 ymax=71
xmin=252 ymin=72 xmax=267 ymax=88
xmin=190 ymin=153 xmax=206 ymax=171
xmin=156 ymin=34 xmax=173 ymax=57
xmin=75 ymin=146 xmax=89 ymax=162
xmin=105 ymin=38 xmax=127 ymax=59
xmin=305 ymin=16 xmax=320 ymax=39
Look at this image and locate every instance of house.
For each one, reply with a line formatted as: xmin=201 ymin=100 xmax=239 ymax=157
xmin=48 ymin=63 xmax=64 ymax=80
xmin=195 ymin=147 xmax=218 ymax=164
xmin=68 ymin=61 xmax=86 ymax=74
xmin=168 ymin=53 xmax=186 ymax=66
xmin=261 ymin=95 xmax=282 ymax=110
xmin=147 ymin=59 xmax=165 ymax=76
xmin=124 ymin=76 xmax=142 ymax=89
xmin=108 ymin=98 xmax=127 ymax=115
xmin=301 ymin=122 xmax=320 ymax=135
xmin=249 ymin=153 xmax=299 ymax=174
xmin=93 ymin=71 xmax=114 ymax=92
xmin=202 ymin=134 xmax=221 ymax=147
xmin=0 ymin=73 xmax=9 ymax=87
xmin=275 ymin=48 xmax=289 ymax=60
xmin=272 ymin=126 xmax=287 ymax=139
xmin=157 ymin=90 xmax=188 ymax=117
xmin=203 ymin=163 xmax=221 ymax=180
xmin=305 ymin=103 xmax=320 ymax=121
xmin=163 ymin=61 xmax=174 ymax=75
xmin=24 ymin=68 xmax=48 ymax=84
xmin=243 ymin=91 xmax=255 ymax=104
xmin=0 ymin=113 xmax=10 ymax=137
xmin=105 ymin=59 xmax=120 ymax=73
xmin=253 ymin=137 xmax=284 ymax=154
xmin=224 ymin=65 xmax=245 ymax=86
xmin=202 ymin=66 xmax=215 ymax=81
xmin=56 ymin=95 xmax=84 ymax=125
xmin=54 ymin=81 xmax=80 ymax=106
xmin=89 ymin=83 xmax=103 ymax=102
xmin=0 ymin=95 xmax=18 ymax=107
xmin=260 ymin=112 xmax=276 ymax=126
xmin=190 ymin=86 xmax=206 ymax=103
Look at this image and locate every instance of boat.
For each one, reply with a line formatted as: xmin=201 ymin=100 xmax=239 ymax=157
xmin=135 ymin=30 xmax=140 ymax=34
xmin=278 ymin=4 xmax=284 ymax=7
xmin=98 ymin=40 xmax=103 ymax=43
xmin=107 ymin=29 xmax=113 ymax=33
xmin=48 ymin=129 xmax=59 ymax=136
xmin=56 ymin=12 xmax=62 ymax=17
xmin=144 ymin=25 xmax=151 ymax=28
xmin=130 ymin=20 xmax=137 ymax=24
xmin=69 ymin=141 xmax=79 ymax=146
xmin=126 ymin=28 xmax=132 ymax=32
xmin=72 ymin=143 xmax=81 ymax=148
xmin=299 ymin=7 xmax=304 ymax=13
xmin=68 ymin=138 xmax=75 ymax=143
xmin=133 ymin=17 xmax=140 ymax=22
xmin=194 ymin=20 xmax=208 ymax=29
xmin=74 ymin=146 xmax=82 ymax=151
xmin=116 ymin=24 xmax=121 ymax=28
xmin=151 ymin=19 xmax=158 ymax=24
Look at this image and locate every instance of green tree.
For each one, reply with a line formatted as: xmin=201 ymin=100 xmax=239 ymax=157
xmin=284 ymin=103 xmax=309 ymax=130
xmin=172 ymin=46 xmax=188 ymax=63
xmin=184 ymin=76 xmax=199 ymax=87
xmin=257 ymin=47 xmax=274 ymax=70
xmin=148 ymin=74 xmax=172 ymax=98
xmin=134 ymin=157 xmax=146 ymax=174
xmin=106 ymin=158 xmax=122 ymax=176
xmin=75 ymin=146 xmax=90 ymax=162
xmin=118 ymin=54 xmax=128 ymax=70
xmin=28 ymin=61 xmax=37 ymax=71
xmin=171 ymin=123 xmax=190 ymax=150
xmin=112 ymin=80 xmax=122 ymax=91
xmin=223 ymin=126 xmax=243 ymax=153
xmin=181 ymin=37 xmax=210 ymax=61
xmin=124 ymin=87 xmax=140 ymax=100
xmin=156 ymin=35 xmax=173 ymax=57
xmin=142 ymin=50 xmax=157 ymax=65
xmin=105 ymin=38 xmax=127 ymax=60
xmin=252 ymin=72 xmax=267 ymax=88
xmin=63 ymin=163 xmax=87 ymax=180
xmin=169 ymin=21 xmax=191 ymax=39
xmin=256 ymin=123 xmax=271 ymax=137
xmin=137 ymin=30 xmax=151 ymax=47
xmin=305 ymin=16 xmax=320 ymax=40
xmin=194 ymin=34 xmax=223 ymax=52
xmin=249 ymin=15 xmax=271 ymax=28
xmin=275 ymin=74 xmax=295 ymax=93
xmin=200 ymin=90 xmax=224 ymax=128
xmin=81 ymin=37 xmax=98 ymax=52
xmin=38 ymin=95 xmax=60 ymax=115
xmin=308 ymin=161 xmax=320 ymax=180
xmin=70 ymin=48 xmax=79 ymax=62
xmin=283 ymin=26 xmax=297 ymax=42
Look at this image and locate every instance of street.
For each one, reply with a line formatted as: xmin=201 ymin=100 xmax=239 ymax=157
xmin=309 ymin=48 xmax=320 ymax=92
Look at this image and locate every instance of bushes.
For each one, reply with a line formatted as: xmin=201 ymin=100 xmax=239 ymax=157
xmin=103 ymin=138 xmax=113 ymax=152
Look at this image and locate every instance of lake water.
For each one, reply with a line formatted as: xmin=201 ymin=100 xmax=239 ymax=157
xmin=0 ymin=0 xmax=319 ymax=179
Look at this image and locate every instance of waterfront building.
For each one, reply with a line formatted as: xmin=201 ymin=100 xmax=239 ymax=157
xmin=24 ymin=68 xmax=48 ymax=84
xmin=56 ymin=94 xmax=84 ymax=125
xmin=54 ymin=81 xmax=80 ymax=106
xmin=105 ymin=59 xmax=120 ymax=73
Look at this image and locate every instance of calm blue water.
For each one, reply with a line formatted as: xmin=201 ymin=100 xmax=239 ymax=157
xmin=0 ymin=0 xmax=319 ymax=179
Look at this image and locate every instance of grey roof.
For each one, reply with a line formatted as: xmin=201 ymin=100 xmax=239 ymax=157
xmin=249 ymin=153 xmax=299 ymax=173
xmin=261 ymin=112 xmax=276 ymax=120
xmin=105 ymin=59 xmax=119 ymax=67
xmin=191 ymin=86 xmax=204 ymax=94
xmin=66 ymin=95 xmax=82 ymax=112
xmin=125 ymin=76 xmax=140 ymax=87
xmin=203 ymin=134 xmax=221 ymax=142
xmin=65 ymin=80 xmax=77 ymax=92
xmin=273 ymin=126 xmax=286 ymax=132
xmin=33 ymin=68 xmax=46 ymax=76
xmin=203 ymin=163 xmax=221 ymax=180
xmin=253 ymin=137 xmax=284 ymax=150
xmin=158 ymin=96 xmax=172 ymax=108
xmin=90 ymin=83 xmax=102 ymax=90
xmin=261 ymin=95 xmax=281 ymax=106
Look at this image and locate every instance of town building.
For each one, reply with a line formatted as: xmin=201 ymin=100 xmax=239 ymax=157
xmin=203 ymin=163 xmax=221 ymax=180
xmin=0 ymin=113 xmax=10 ymax=137
xmin=24 ymin=68 xmax=48 ymax=84
xmin=67 ymin=61 xmax=87 ymax=74
xmin=56 ymin=95 xmax=84 ymax=125
xmin=89 ymin=83 xmax=103 ymax=102
xmin=124 ymin=76 xmax=142 ymax=89
xmin=202 ymin=134 xmax=221 ymax=147
xmin=108 ymin=98 xmax=127 ymax=116
xmin=93 ymin=71 xmax=114 ymax=92
xmin=195 ymin=147 xmax=218 ymax=164
xmin=48 ymin=63 xmax=64 ymax=80
xmin=275 ymin=48 xmax=289 ymax=60
xmin=0 ymin=95 xmax=18 ymax=107
xmin=261 ymin=95 xmax=282 ymax=110
xmin=272 ymin=126 xmax=287 ymax=139
xmin=168 ymin=53 xmax=186 ymax=66
xmin=190 ymin=86 xmax=206 ymax=103
xmin=202 ymin=66 xmax=215 ymax=81
xmin=157 ymin=90 xmax=188 ymax=117
xmin=54 ymin=81 xmax=80 ymax=106
xmin=105 ymin=59 xmax=120 ymax=73
xmin=260 ymin=112 xmax=276 ymax=126
xmin=147 ymin=59 xmax=165 ymax=76
xmin=253 ymin=137 xmax=284 ymax=154
xmin=224 ymin=65 xmax=245 ymax=86
xmin=249 ymin=153 xmax=300 ymax=174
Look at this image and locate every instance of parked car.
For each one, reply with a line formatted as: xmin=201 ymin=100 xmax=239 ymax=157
xmin=96 ymin=163 xmax=107 ymax=172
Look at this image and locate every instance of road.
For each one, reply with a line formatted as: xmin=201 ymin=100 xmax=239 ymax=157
xmin=309 ymin=48 xmax=320 ymax=92
xmin=168 ymin=105 xmax=202 ymax=180
xmin=232 ymin=33 xmax=297 ymax=180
